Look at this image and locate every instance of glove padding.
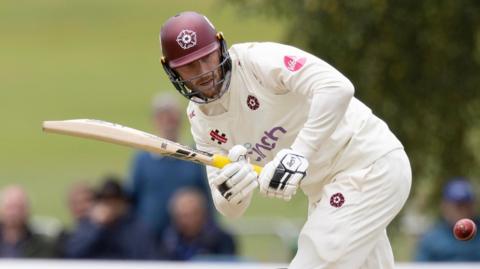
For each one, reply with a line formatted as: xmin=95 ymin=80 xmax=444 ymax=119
xmin=211 ymin=145 xmax=258 ymax=204
xmin=259 ymin=149 xmax=308 ymax=201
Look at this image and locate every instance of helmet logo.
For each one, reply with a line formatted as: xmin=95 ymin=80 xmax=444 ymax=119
xmin=176 ymin=29 xmax=197 ymax=50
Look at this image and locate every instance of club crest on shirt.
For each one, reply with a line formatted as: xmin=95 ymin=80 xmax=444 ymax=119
xmin=283 ymin=55 xmax=307 ymax=72
xmin=176 ymin=29 xmax=197 ymax=50
xmin=330 ymin=193 xmax=345 ymax=208
xmin=210 ymin=129 xmax=228 ymax=145
xmin=246 ymin=95 xmax=260 ymax=110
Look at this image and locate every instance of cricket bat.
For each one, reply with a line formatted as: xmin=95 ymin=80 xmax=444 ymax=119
xmin=42 ymin=119 xmax=262 ymax=174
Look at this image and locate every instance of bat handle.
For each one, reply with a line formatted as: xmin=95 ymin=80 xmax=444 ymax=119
xmin=211 ymin=154 xmax=263 ymax=175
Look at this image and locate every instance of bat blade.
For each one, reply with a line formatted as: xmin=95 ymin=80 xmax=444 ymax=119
xmin=42 ymin=119 xmax=262 ymax=174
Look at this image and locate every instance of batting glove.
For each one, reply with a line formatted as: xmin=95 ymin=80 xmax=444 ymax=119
xmin=259 ymin=149 xmax=308 ymax=201
xmin=211 ymin=145 xmax=258 ymax=204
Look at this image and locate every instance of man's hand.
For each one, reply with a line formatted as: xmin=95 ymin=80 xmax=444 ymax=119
xmin=259 ymin=149 xmax=308 ymax=201
xmin=211 ymin=145 xmax=258 ymax=204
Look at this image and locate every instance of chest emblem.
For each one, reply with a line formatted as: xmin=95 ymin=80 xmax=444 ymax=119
xmin=284 ymin=55 xmax=307 ymax=72
xmin=176 ymin=29 xmax=197 ymax=50
xmin=210 ymin=129 xmax=228 ymax=145
xmin=247 ymin=95 xmax=260 ymax=110
xmin=330 ymin=193 xmax=345 ymax=208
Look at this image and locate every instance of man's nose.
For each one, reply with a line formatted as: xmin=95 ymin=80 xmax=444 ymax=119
xmin=197 ymin=59 xmax=210 ymax=74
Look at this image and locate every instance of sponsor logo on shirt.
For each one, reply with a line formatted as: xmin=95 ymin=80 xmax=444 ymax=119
xmin=246 ymin=95 xmax=260 ymax=110
xmin=244 ymin=126 xmax=287 ymax=162
xmin=210 ymin=129 xmax=228 ymax=145
xmin=283 ymin=55 xmax=307 ymax=72
xmin=176 ymin=29 xmax=197 ymax=50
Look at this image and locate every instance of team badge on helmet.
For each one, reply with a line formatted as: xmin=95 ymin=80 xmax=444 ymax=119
xmin=176 ymin=29 xmax=197 ymax=50
xmin=330 ymin=192 xmax=345 ymax=208
xmin=247 ymin=95 xmax=260 ymax=110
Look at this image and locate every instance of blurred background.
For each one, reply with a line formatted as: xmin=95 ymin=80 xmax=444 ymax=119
xmin=1 ymin=0 xmax=479 ymax=265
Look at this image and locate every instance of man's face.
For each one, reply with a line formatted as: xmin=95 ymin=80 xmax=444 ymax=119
xmin=0 ymin=187 xmax=29 ymax=228
xmin=90 ymin=197 xmax=127 ymax=226
xmin=172 ymin=193 xmax=206 ymax=238
xmin=153 ymin=107 xmax=181 ymax=140
xmin=174 ymin=50 xmax=222 ymax=99
xmin=68 ymin=185 xmax=93 ymax=220
xmin=441 ymin=200 xmax=475 ymax=225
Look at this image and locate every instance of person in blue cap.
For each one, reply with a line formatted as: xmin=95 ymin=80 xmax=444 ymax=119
xmin=414 ymin=177 xmax=480 ymax=261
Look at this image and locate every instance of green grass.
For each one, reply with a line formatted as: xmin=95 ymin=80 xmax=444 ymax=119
xmin=0 ymin=0 xmax=286 ymax=216
xmin=0 ymin=0 xmax=308 ymax=262
xmin=0 ymin=0 xmax=416 ymax=262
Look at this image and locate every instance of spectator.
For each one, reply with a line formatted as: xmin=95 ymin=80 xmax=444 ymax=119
xmin=126 ymin=92 xmax=212 ymax=240
xmin=67 ymin=182 xmax=94 ymax=222
xmin=0 ymin=185 xmax=55 ymax=258
xmin=161 ymin=188 xmax=236 ymax=260
xmin=64 ymin=177 xmax=156 ymax=259
xmin=415 ymin=177 xmax=480 ymax=261
xmin=55 ymin=182 xmax=95 ymax=257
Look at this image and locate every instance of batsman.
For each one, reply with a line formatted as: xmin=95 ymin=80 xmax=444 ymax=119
xmin=159 ymin=11 xmax=411 ymax=268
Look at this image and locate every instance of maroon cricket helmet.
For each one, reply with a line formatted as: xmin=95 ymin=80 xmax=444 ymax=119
xmin=160 ymin=11 xmax=220 ymax=68
xmin=159 ymin=11 xmax=232 ymax=104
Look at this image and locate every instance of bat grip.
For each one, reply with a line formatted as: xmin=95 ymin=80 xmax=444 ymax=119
xmin=211 ymin=154 xmax=263 ymax=175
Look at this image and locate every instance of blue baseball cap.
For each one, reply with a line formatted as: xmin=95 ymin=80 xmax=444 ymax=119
xmin=443 ymin=178 xmax=475 ymax=203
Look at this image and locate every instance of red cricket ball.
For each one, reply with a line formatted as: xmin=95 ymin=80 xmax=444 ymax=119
xmin=453 ymin=218 xmax=477 ymax=241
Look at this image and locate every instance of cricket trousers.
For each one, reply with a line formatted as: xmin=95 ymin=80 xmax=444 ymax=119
xmin=289 ymin=149 xmax=412 ymax=269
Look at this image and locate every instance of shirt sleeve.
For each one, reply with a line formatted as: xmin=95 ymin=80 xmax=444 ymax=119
xmin=244 ymin=42 xmax=354 ymax=158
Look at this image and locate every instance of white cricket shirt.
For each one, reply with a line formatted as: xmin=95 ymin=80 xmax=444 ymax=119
xmin=187 ymin=42 xmax=403 ymax=212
